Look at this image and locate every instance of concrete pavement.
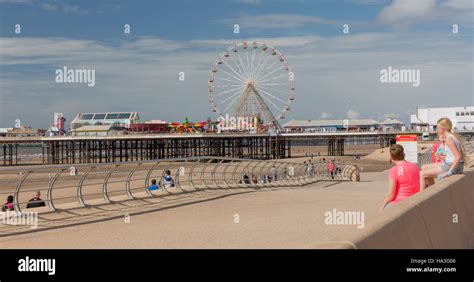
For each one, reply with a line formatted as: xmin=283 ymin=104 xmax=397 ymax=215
xmin=1 ymin=171 xmax=390 ymax=248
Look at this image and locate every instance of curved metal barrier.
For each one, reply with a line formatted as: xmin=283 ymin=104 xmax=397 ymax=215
xmin=418 ymin=148 xmax=433 ymax=169
xmin=0 ymin=157 xmax=359 ymax=214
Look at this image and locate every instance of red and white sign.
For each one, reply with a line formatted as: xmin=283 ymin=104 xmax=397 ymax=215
xmin=396 ymin=135 xmax=418 ymax=163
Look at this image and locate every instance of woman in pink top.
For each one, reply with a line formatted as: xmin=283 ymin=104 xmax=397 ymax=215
xmin=380 ymin=144 xmax=420 ymax=211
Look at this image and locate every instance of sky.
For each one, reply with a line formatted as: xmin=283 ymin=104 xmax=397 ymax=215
xmin=0 ymin=0 xmax=473 ymax=128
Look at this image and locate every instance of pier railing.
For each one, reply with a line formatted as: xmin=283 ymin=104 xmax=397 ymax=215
xmin=0 ymin=157 xmax=359 ymax=213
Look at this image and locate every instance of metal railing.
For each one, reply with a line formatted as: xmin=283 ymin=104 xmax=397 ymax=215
xmin=418 ymin=148 xmax=433 ymax=169
xmin=0 ymin=157 xmax=359 ymax=214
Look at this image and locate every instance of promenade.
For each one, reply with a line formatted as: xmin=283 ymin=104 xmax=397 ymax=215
xmin=0 ymin=171 xmax=388 ymax=248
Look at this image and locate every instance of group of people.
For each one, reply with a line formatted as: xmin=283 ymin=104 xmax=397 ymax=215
xmin=242 ymin=165 xmax=279 ymax=184
xmin=380 ymin=118 xmax=466 ymax=211
xmin=2 ymin=191 xmax=46 ymax=212
xmin=148 ymin=170 xmax=175 ymax=191
xmin=242 ymin=173 xmax=260 ymax=184
xmin=303 ymin=160 xmax=315 ymax=176
xmin=303 ymin=158 xmax=343 ymax=179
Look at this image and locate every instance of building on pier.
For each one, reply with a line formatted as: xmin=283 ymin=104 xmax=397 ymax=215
xmin=71 ymin=112 xmax=140 ymax=130
xmin=71 ymin=125 xmax=121 ymax=136
xmin=0 ymin=128 xmax=13 ymax=137
xmin=4 ymin=125 xmax=46 ymax=137
xmin=380 ymin=118 xmax=404 ymax=132
xmin=283 ymin=119 xmax=381 ymax=133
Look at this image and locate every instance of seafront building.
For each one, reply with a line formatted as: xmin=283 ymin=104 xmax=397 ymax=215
xmin=410 ymin=106 xmax=474 ymax=131
xmin=283 ymin=119 xmax=382 ymax=133
xmin=70 ymin=112 xmax=140 ymax=136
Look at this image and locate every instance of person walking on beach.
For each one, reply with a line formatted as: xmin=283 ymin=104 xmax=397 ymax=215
xmin=380 ymin=144 xmax=420 ymax=211
xmin=420 ymin=118 xmax=466 ymax=190
xmin=2 ymin=195 xmax=14 ymax=211
xmin=270 ymin=165 xmax=277 ymax=181
xmin=327 ymin=160 xmax=335 ymax=179
xmin=251 ymin=174 xmax=258 ymax=184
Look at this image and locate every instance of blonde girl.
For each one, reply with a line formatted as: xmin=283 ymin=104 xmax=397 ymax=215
xmin=420 ymin=118 xmax=466 ymax=189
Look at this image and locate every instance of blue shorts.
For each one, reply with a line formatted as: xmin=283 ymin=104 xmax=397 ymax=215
xmin=441 ymin=161 xmax=463 ymax=174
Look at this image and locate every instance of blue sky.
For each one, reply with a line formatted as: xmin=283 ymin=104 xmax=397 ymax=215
xmin=0 ymin=0 xmax=473 ymax=128
xmin=0 ymin=0 xmax=389 ymax=39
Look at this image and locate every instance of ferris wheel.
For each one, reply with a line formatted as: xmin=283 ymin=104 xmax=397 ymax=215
xmin=208 ymin=41 xmax=295 ymax=127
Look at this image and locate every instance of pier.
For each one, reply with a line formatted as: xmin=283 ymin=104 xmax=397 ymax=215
xmin=3 ymin=130 xmax=472 ymax=166
xmin=0 ymin=132 xmax=406 ymax=166
xmin=0 ymin=134 xmax=290 ymax=166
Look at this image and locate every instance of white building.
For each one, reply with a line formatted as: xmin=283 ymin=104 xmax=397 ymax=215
xmin=71 ymin=112 xmax=140 ymax=130
xmin=410 ymin=106 xmax=474 ymax=131
xmin=71 ymin=125 xmax=118 ymax=136
xmin=380 ymin=118 xmax=404 ymax=132
xmin=0 ymin=128 xmax=13 ymax=137
xmin=283 ymin=119 xmax=380 ymax=133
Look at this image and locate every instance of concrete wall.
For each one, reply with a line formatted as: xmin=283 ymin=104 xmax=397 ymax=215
xmin=314 ymin=167 xmax=474 ymax=249
xmin=353 ymin=168 xmax=474 ymax=249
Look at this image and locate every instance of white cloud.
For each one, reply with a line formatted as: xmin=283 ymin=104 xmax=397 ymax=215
xmin=39 ymin=3 xmax=57 ymax=11
xmin=0 ymin=0 xmax=32 ymax=4
xmin=233 ymin=0 xmax=262 ymax=4
xmin=377 ymin=0 xmax=474 ymax=27
xmin=345 ymin=0 xmax=384 ymax=4
xmin=121 ymin=37 xmax=186 ymax=52
xmin=441 ymin=0 xmax=474 ymax=10
xmin=320 ymin=112 xmax=331 ymax=119
xmin=63 ymin=5 xmax=80 ymax=13
xmin=346 ymin=110 xmax=360 ymax=119
xmin=191 ymin=36 xmax=322 ymax=48
xmin=216 ymin=13 xmax=344 ymax=28
xmin=62 ymin=4 xmax=91 ymax=15
xmin=377 ymin=0 xmax=437 ymax=26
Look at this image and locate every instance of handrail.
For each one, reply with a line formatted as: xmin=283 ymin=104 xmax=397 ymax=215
xmin=125 ymin=163 xmax=141 ymax=199
xmin=13 ymin=171 xmax=31 ymax=213
xmin=4 ymin=157 xmax=359 ymax=213
xmin=77 ymin=167 xmax=95 ymax=207
xmin=102 ymin=165 xmax=119 ymax=203
xmin=47 ymin=169 xmax=66 ymax=211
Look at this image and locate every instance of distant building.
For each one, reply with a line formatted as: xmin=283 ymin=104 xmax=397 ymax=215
xmin=45 ymin=127 xmax=60 ymax=136
xmin=71 ymin=125 xmax=119 ymax=136
xmin=0 ymin=128 xmax=13 ymax=137
xmin=46 ymin=113 xmax=66 ymax=136
xmin=410 ymin=106 xmax=474 ymax=131
xmin=53 ymin=113 xmax=66 ymax=136
xmin=283 ymin=119 xmax=380 ymax=133
xmin=380 ymin=118 xmax=404 ymax=132
xmin=71 ymin=112 xmax=140 ymax=130
xmin=126 ymin=120 xmax=169 ymax=134
xmin=70 ymin=112 xmax=140 ymax=136
xmin=5 ymin=125 xmax=45 ymax=137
